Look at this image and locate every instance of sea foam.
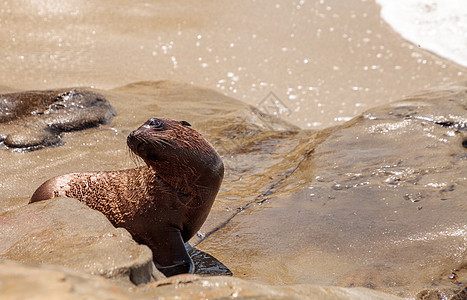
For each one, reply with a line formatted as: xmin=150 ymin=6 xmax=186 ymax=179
xmin=376 ymin=0 xmax=467 ymax=68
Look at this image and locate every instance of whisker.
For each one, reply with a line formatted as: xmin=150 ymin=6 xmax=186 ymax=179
xmin=127 ymin=146 xmax=144 ymax=166
xmin=155 ymin=137 xmax=174 ymax=148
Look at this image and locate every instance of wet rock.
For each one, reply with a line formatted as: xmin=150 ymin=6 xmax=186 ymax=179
xmin=0 ymin=198 xmax=160 ymax=285
xmin=0 ymin=260 xmax=136 ymax=300
xmin=0 ymin=88 xmax=115 ymax=150
xmin=0 ymin=197 xmax=29 ymax=215
xmin=188 ymin=246 xmax=233 ymax=276
xmin=0 ymin=262 xmax=401 ymax=300
xmin=136 ymin=274 xmax=403 ymax=300
xmin=194 ymin=84 xmax=467 ymax=298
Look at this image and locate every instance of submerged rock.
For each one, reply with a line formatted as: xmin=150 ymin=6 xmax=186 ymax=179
xmin=0 ymin=88 xmax=115 ymax=150
xmin=0 ymin=198 xmax=159 ymax=285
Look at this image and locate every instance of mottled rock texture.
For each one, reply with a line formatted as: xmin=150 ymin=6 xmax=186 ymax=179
xmin=196 ymin=84 xmax=467 ymax=298
xmin=0 ymin=262 xmax=402 ymax=300
xmin=0 ymin=88 xmax=115 ymax=150
xmin=0 ymin=198 xmax=159 ymax=285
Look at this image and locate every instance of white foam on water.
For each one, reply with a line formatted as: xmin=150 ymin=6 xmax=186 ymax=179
xmin=376 ymin=0 xmax=467 ymax=68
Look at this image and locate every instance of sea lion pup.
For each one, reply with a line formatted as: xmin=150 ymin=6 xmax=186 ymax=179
xmin=30 ymin=118 xmax=224 ymax=277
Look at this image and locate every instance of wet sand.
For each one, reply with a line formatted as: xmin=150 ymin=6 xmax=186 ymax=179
xmin=1 ymin=0 xmax=466 ymax=129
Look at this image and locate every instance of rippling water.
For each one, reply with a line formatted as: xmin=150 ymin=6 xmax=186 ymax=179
xmin=0 ymin=0 xmax=465 ymax=129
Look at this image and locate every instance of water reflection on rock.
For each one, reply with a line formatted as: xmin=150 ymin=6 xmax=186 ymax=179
xmin=193 ymin=83 xmax=467 ymax=298
xmin=188 ymin=245 xmax=232 ymax=277
xmin=0 ymin=88 xmax=115 ymax=150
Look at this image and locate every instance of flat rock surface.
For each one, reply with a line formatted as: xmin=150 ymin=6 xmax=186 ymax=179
xmin=0 ymin=260 xmax=135 ymax=300
xmin=0 ymin=198 xmax=157 ymax=285
xmin=0 ymin=262 xmax=402 ymax=300
xmin=0 ymin=88 xmax=115 ymax=150
xmin=136 ymin=274 xmax=403 ymax=300
xmin=196 ymin=84 xmax=467 ymax=298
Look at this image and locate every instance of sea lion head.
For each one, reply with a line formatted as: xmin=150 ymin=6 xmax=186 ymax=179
xmin=127 ymin=118 xmax=224 ymax=197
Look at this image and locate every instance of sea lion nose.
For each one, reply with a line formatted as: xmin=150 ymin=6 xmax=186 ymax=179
xmin=127 ymin=130 xmax=137 ymax=146
xmin=127 ymin=128 xmax=145 ymax=150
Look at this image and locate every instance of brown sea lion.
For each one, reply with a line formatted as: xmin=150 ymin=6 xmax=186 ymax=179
xmin=30 ymin=118 xmax=224 ymax=277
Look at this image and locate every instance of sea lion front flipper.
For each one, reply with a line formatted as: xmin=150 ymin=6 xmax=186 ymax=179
xmin=150 ymin=228 xmax=194 ymax=277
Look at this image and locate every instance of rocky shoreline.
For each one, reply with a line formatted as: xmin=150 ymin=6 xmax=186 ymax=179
xmin=1 ymin=81 xmax=466 ymax=299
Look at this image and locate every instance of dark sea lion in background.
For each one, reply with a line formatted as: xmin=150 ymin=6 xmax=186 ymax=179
xmin=0 ymin=89 xmax=115 ymax=150
xmin=30 ymin=118 xmax=224 ymax=277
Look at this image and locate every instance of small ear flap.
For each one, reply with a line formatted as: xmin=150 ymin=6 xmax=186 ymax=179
xmin=181 ymin=121 xmax=191 ymax=127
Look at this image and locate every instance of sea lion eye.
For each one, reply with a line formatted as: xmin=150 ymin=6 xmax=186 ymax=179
xmin=181 ymin=121 xmax=191 ymax=127
xmin=148 ymin=118 xmax=163 ymax=128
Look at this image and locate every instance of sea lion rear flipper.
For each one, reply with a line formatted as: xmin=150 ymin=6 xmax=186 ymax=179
xmin=151 ymin=228 xmax=194 ymax=277
xmin=30 ymin=177 xmax=60 ymax=203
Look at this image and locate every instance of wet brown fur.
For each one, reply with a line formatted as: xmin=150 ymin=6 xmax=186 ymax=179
xmin=30 ymin=118 xmax=224 ymax=276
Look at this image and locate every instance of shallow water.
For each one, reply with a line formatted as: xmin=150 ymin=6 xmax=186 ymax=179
xmin=0 ymin=0 xmax=466 ymax=129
